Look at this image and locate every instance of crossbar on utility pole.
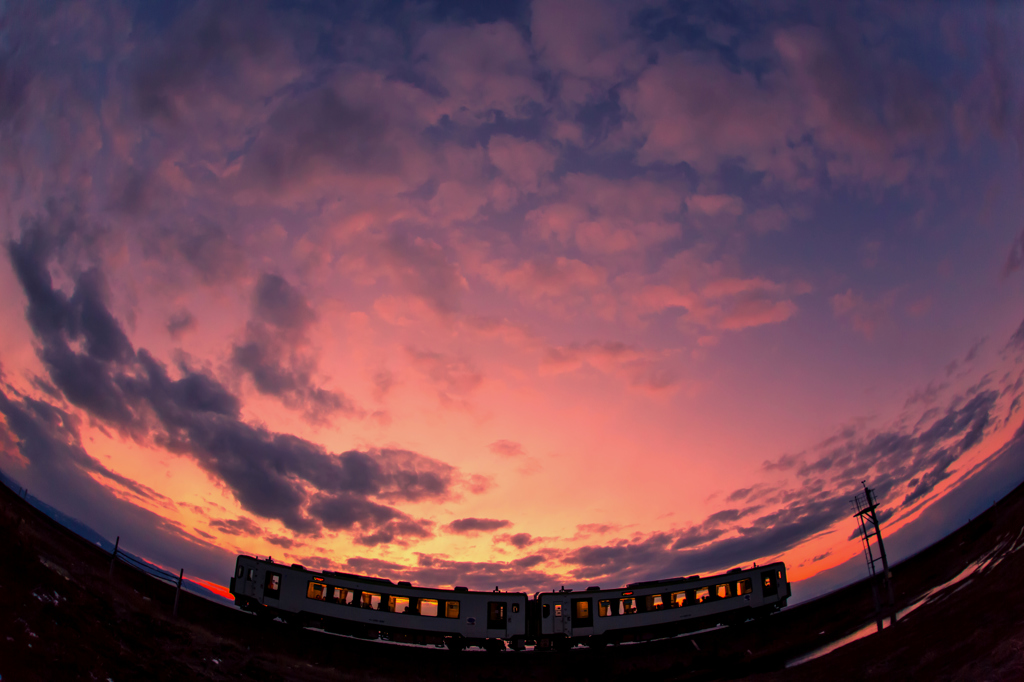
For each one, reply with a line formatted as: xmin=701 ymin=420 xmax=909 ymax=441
xmin=109 ymin=536 xmax=120 ymax=577
xmin=173 ymin=568 xmax=184 ymax=617
xmin=852 ymin=481 xmax=896 ymax=631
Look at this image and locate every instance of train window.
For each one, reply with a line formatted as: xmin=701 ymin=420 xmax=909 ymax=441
xmin=444 ymin=601 xmax=460 ymax=618
xmin=542 ymin=604 xmax=550 ymax=618
xmin=487 ymin=602 xmax=507 ymax=629
xmin=715 ymin=583 xmax=734 ymax=599
xmin=646 ymin=594 xmax=664 ymax=610
xmin=598 ymin=599 xmax=612 ymax=617
xmin=361 ymin=591 xmax=382 ymax=609
xmin=621 ymin=598 xmax=636 ymax=615
xmin=419 ymin=598 xmax=439 ymax=617
xmin=248 ymin=569 xmax=256 ymax=581
xmin=236 ymin=565 xmax=244 ymax=579
xmin=389 ymin=596 xmax=411 ymax=614
xmin=571 ymin=598 xmax=593 ymax=627
xmin=329 ymin=586 xmax=350 ymax=604
xmin=263 ymin=572 xmax=281 ymax=599
xmin=695 ymin=587 xmax=710 ymax=603
xmin=307 ymin=581 xmax=327 ymax=601
xmin=737 ymin=579 xmax=752 ymax=596
xmin=512 ymin=603 xmax=519 ymax=613
xmin=761 ymin=571 xmax=778 ymax=597
xmin=671 ymin=591 xmax=688 ymax=607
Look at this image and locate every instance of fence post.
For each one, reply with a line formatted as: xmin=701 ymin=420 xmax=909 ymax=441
xmin=109 ymin=536 xmax=120 ymax=577
xmin=173 ymin=568 xmax=184 ymax=617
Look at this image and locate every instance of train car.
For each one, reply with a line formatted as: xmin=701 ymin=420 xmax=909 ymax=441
xmin=533 ymin=562 xmax=790 ymax=649
xmin=230 ymin=555 xmax=528 ymax=651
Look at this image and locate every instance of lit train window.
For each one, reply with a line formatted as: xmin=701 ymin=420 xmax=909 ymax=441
xmin=646 ymin=594 xmax=664 ymax=610
xmin=571 ymin=598 xmax=593 ymax=627
xmin=512 ymin=604 xmax=519 ymax=613
xmin=598 ymin=600 xmax=612 ymax=617
xmin=361 ymin=591 xmax=382 ymax=609
xmin=264 ymin=572 xmax=281 ymax=599
xmin=671 ymin=591 xmax=688 ymax=607
xmin=444 ymin=600 xmax=460 ymax=618
xmin=737 ymin=579 xmax=752 ymax=596
xmin=715 ymin=583 xmax=734 ymax=599
xmin=695 ymin=587 xmax=710 ymax=603
xmin=307 ymin=582 xmax=327 ymax=601
xmin=419 ymin=599 xmax=439 ymax=617
xmin=329 ymin=586 xmax=350 ymax=604
xmin=389 ymin=596 xmax=410 ymax=613
xmin=620 ymin=598 xmax=636 ymax=614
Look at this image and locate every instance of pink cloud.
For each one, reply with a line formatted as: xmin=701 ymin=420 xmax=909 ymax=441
xmin=407 ymin=347 xmax=483 ymax=407
xmin=416 ymin=21 xmax=542 ymax=119
xmin=831 ymin=288 xmax=896 ymax=339
xmin=541 ymin=341 xmax=681 ymax=392
xmin=487 ymin=135 xmax=557 ymax=195
xmin=480 ymin=255 xmax=609 ymax=308
xmin=531 ymin=0 xmax=646 ymax=104
xmin=525 ymin=174 xmax=683 ymax=253
xmin=718 ymin=297 xmax=798 ymax=331
xmin=489 ymin=439 xmax=524 ymax=457
xmin=687 ymin=194 xmax=745 ymax=217
xmin=623 ymin=51 xmax=795 ymax=173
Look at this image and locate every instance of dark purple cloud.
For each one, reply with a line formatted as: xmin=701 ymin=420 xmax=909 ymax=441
xmin=166 ymin=309 xmax=196 ymax=339
xmin=445 ymin=517 xmax=512 ymax=535
xmin=507 ymin=532 xmax=534 ymax=548
xmin=209 ymin=517 xmax=263 ymax=536
xmin=3 ymin=220 xmax=461 ymax=545
xmin=232 ymin=273 xmax=357 ymax=423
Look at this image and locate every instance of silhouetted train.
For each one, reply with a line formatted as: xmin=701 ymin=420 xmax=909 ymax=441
xmin=230 ymin=555 xmax=789 ymax=651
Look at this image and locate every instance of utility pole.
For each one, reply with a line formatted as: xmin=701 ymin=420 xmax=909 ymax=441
xmin=852 ymin=481 xmax=896 ymax=631
xmin=173 ymin=568 xmax=184 ymax=617
xmin=109 ymin=536 xmax=120 ymax=577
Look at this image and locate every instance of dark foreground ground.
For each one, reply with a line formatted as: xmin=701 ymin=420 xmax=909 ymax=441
xmin=2 ymin=480 xmax=1024 ymax=681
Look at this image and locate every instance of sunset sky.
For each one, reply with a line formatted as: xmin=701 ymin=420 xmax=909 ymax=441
xmin=2 ymin=0 xmax=1024 ymax=601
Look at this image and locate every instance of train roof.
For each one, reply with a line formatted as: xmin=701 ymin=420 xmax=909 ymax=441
xmin=623 ymin=562 xmax=784 ymax=589
xmin=531 ymin=562 xmax=786 ymax=596
xmin=237 ymin=554 xmax=784 ymax=597
xmin=237 ymin=554 xmax=527 ymax=596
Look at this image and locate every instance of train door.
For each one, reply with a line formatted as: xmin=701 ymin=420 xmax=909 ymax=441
xmin=487 ymin=601 xmax=508 ymax=637
xmin=552 ymin=600 xmax=571 ymax=637
xmin=240 ymin=561 xmax=258 ymax=593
